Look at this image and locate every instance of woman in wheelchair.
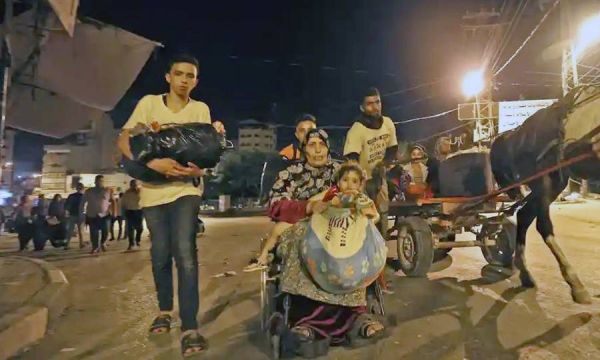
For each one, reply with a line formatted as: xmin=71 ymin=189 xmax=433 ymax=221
xmin=273 ymin=163 xmax=388 ymax=357
xmin=252 ymin=129 xmax=388 ymax=356
xmin=245 ymin=129 xmax=341 ymax=272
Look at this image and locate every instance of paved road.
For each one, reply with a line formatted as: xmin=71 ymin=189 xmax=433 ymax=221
xmin=3 ymin=201 xmax=600 ymax=359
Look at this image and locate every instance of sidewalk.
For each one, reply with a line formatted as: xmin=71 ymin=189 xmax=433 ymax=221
xmin=0 ymin=254 xmax=69 ymax=360
xmin=0 ymin=257 xmax=45 ymax=316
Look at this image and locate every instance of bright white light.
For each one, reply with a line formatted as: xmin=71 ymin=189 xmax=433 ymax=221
xmin=4 ymin=162 xmax=12 ymax=167
xmin=462 ymin=68 xmax=485 ymax=98
xmin=32 ymin=173 xmax=42 ymax=178
xmin=573 ymin=13 xmax=600 ymax=59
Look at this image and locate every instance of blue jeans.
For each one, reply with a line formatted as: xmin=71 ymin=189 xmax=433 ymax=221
xmin=87 ymin=215 xmax=110 ymax=249
xmin=65 ymin=216 xmax=84 ymax=246
xmin=143 ymin=195 xmax=201 ymax=331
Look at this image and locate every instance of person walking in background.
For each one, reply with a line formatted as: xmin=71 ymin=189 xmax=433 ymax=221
xmin=48 ymin=194 xmax=65 ymax=220
xmin=110 ymin=192 xmax=125 ymax=241
xmin=80 ymin=175 xmax=112 ymax=254
xmin=122 ymin=180 xmax=144 ymax=250
xmin=13 ymin=195 xmax=35 ymax=252
xmin=122 ymin=192 xmax=129 ymax=240
xmin=65 ymin=183 xmax=86 ymax=249
xmin=32 ymin=194 xmax=49 ymax=251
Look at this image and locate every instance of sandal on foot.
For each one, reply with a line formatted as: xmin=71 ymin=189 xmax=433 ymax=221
xmin=345 ymin=314 xmax=388 ymax=349
xmin=359 ymin=319 xmax=385 ymax=338
xmin=291 ymin=325 xmax=315 ymax=342
xmin=149 ymin=314 xmax=172 ymax=334
xmin=282 ymin=325 xmax=330 ymax=358
xmin=181 ymin=332 xmax=208 ymax=357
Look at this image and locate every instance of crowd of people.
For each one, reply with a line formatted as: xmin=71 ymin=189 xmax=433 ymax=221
xmin=110 ymin=51 xmax=467 ymax=358
xmin=108 ymin=50 xmax=600 ymax=358
xmin=11 ymin=177 xmax=144 ymax=253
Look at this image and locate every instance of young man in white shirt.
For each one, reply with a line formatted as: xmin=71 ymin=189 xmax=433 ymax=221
xmin=117 ymin=53 xmax=222 ymax=357
xmin=343 ymin=87 xmax=400 ymax=273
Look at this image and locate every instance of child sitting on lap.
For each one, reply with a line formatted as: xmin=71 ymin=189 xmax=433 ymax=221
xmin=244 ymin=161 xmax=378 ymax=272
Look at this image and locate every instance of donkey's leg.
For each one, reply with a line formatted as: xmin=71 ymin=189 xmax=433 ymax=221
xmin=536 ymin=176 xmax=592 ymax=304
xmin=514 ymin=197 xmax=538 ymax=288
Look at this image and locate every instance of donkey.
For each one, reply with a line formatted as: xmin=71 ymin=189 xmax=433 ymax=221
xmin=490 ymin=85 xmax=600 ymax=304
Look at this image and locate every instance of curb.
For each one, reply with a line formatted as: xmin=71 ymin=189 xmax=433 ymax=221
xmin=0 ymin=256 xmax=70 ymax=360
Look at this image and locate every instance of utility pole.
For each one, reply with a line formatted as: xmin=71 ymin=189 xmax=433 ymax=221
xmin=460 ymin=6 xmax=503 ymax=147
xmin=560 ymin=0 xmax=588 ymax=196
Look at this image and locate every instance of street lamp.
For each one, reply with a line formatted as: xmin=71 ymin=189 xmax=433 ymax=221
xmin=573 ymin=12 xmax=600 ymax=59
xmin=461 ymin=68 xmax=491 ymax=146
xmin=461 ymin=68 xmax=485 ymax=98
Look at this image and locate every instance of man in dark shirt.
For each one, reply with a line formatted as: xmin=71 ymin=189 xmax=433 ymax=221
xmin=65 ymin=183 xmax=86 ymax=249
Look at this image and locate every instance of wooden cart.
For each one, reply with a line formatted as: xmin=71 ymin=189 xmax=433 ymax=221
xmin=386 ymin=195 xmax=517 ymax=277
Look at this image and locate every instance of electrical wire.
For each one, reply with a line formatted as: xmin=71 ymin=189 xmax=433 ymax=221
xmin=481 ymin=0 xmax=510 ymax=66
xmin=492 ymin=0 xmax=529 ymax=72
xmin=275 ymin=107 xmax=458 ymax=129
xmin=494 ymin=0 xmax=560 ymax=76
xmin=381 ymin=79 xmax=446 ymax=98
xmin=395 ymin=108 xmax=458 ymax=124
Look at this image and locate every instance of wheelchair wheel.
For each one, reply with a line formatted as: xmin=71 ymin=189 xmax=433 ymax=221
xmin=261 ymin=272 xmax=279 ymax=329
xmin=265 ymin=312 xmax=286 ymax=360
xmin=270 ymin=333 xmax=282 ymax=360
xmin=260 ymin=268 xmax=269 ymax=329
xmin=367 ymin=280 xmax=385 ymax=316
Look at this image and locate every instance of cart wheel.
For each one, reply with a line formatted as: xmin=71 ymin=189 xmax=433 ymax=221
xmin=481 ymin=219 xmax=516 ymax=267
xmin=396 ymin=217 xmax=434 ymax=277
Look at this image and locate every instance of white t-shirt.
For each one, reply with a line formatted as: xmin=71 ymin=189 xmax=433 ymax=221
xmin=123 ymin=94 xmax=211 ymax=208
xmin=343 ymin=116 xmax=398 ymax=178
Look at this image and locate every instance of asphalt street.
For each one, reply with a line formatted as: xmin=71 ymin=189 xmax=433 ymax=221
xmin=3 ymin=201 xmax=600 ymax=359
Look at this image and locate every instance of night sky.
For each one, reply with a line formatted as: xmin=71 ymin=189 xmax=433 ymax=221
xmin=13 ymin=0 xmax=568 ymax=175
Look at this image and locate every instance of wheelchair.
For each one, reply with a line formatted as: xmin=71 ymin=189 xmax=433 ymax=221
xmin=257 ymin=238 xmax=387 ymax=359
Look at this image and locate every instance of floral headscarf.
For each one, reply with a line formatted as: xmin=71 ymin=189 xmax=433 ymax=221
xmin=302 ymin=128 xmax=330 ymax=150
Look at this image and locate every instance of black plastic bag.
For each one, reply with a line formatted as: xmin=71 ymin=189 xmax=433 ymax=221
xmin=130 ymin=123 xmax=225 ymax=169
xmin=121 ymin=157 xmax=170 ymax=184
xmin=123 ymin=123 xmax=225 ymax=184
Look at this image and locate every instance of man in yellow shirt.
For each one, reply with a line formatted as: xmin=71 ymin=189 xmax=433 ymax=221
xmin=343 ymin=87 xmax=398 ymax=176
xmin=117 ymin=53 xmax=221 ymax=357
xmin=343 ymin=87 xmax=400 ymax=273
xmin=279 ymin=114 xmax=317 ymax=160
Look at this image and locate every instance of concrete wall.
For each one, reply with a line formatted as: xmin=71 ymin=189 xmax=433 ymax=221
xmin=238 ymin=126 xmax=277 ymax=151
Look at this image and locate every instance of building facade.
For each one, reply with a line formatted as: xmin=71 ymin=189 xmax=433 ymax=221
xmin=238 ymin=119 xmax=277 ymax=151
xmin=41 ymin=115 xmax=123 ymax=195
xmin=0 ymin=129 xmax=16 ymax=188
